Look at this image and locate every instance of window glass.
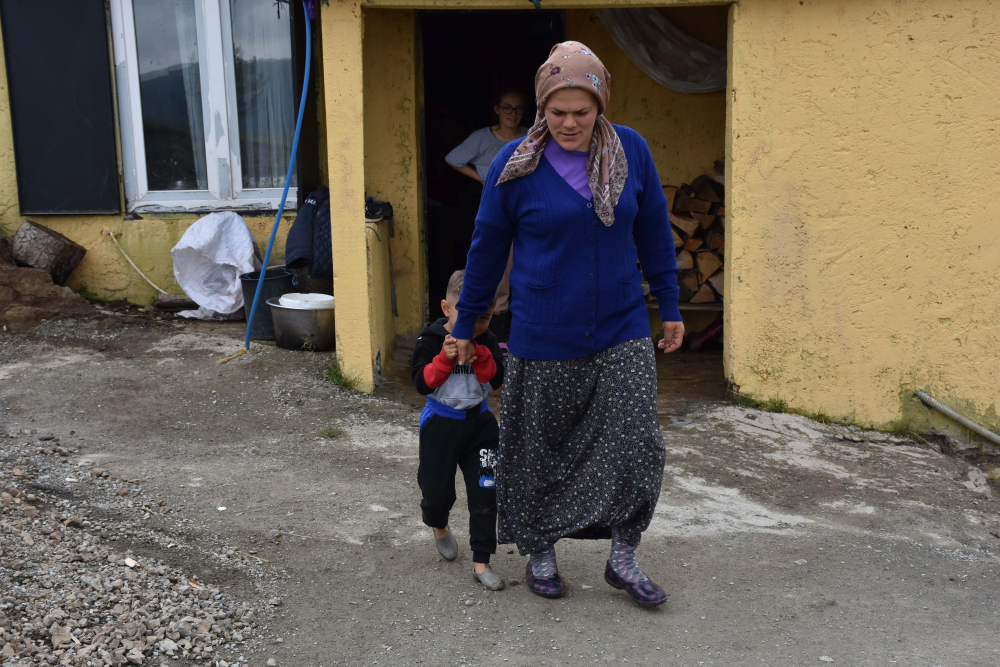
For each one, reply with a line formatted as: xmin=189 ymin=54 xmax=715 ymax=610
xmin=133 ymin=0 xmax=208 ymax=191
xmin=230 ymin=0 xmax=296 ymax=189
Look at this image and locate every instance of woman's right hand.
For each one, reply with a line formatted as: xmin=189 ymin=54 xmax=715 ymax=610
xmin=455 ymin=338 xmax=479 ymax=365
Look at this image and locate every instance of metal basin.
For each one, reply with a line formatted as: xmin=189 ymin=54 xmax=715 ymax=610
xmin=267 ymin=297 xmax=336 ymax=351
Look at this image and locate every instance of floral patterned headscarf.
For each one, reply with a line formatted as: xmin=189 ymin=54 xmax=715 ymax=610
xmin=496 ymin=41 xmax=627 ymax=226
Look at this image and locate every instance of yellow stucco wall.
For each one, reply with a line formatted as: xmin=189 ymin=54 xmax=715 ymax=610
xmin=566 ymin=9 xmax=726 ymax=188
xmin=727 ymin=0 xmax=1000 ymax=436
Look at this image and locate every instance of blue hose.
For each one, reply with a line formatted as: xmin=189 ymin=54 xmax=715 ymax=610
xmin=245 ymin=0 xmax=312 ymax=350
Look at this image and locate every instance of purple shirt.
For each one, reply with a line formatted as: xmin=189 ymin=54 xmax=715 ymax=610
xmin=543 ymin=140 xmax=592 ymax=201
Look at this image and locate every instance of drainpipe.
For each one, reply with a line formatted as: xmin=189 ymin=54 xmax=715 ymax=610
xmin=915 ymin=391 xmax=1000 ymax=447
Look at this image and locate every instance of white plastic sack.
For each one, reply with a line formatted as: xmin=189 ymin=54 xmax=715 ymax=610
xmin=171 ymin=212 xmax=261 ymax=316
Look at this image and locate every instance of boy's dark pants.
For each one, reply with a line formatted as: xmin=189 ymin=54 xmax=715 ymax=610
xmin=418 ymin=409 xmax=498 ymax=564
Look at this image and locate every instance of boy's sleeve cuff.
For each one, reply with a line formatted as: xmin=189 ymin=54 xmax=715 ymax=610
xmin=451 ymin=311 xmax=479 ymax=340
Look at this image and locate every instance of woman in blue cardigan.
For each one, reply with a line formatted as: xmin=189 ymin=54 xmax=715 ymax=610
xmin=450 ymin=42 xmax=684 ymax=607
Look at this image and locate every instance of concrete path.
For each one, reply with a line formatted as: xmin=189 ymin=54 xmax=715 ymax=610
xmin=1 ymin=317 xmax=998 ymax=666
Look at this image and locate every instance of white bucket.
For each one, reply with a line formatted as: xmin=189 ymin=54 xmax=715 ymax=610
xmin=278 ymin=293 xmax=336 ymax=310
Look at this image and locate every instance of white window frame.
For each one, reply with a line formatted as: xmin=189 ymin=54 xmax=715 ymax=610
xmin=110 ymin=0 xmax=296 ymax=213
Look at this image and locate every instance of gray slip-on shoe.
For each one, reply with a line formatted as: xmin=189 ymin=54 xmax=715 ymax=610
xmin=435 ymin=531 xmax=457 ymax=561
xmin=473 ymin=567 xmax=505 ymax=591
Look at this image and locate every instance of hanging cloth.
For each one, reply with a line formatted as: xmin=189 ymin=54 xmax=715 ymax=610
xmin=595 ymin=9 xmax=726 ymax=94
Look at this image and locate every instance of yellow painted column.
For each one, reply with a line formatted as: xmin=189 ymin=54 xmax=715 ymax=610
xmin=321 ymin=1 xmax=374 ymax=392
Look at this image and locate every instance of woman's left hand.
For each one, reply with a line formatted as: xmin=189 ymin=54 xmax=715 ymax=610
xmin=658 ymin=321 xmax=685 ymax=353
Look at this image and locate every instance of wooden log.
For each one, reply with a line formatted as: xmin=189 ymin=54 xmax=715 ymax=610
xmin=662 ymin=186 xmax=678 ymax=214
xmin=671 ymin=214 xmax=701 ymax=237
xmin=690 ymin=282 xmax=716 ymax=303
xmin=676 ymin=249 xmax=694 ymax=270
xmin=673 ymin=189 xmax=713 ymax=215
xmin=691 ymin=212 xmax=716 ymax=230
xmin=680 ymin=270 xmax=700 ymax=294
xmin=707 ymin=268 xmax=724 ymax=296
xmin=683 ymin=237 xmax=703 ymax=252
xmin=11 ymin=220 xmax=86 ymax=285
xmin=708 ymin=231 xmax=725 ymax=252
xmin=677 ymin=278 xmax=695 ymax=302
xmin=672 ymin=227 xmax=683 ymax=248
xmin=156 ymin=294 xmax=198 ymax=311
xmin=695 ymin=251 xmax=723 ymax=285
xmin=694 ymin=177 xmax=723 ymax=203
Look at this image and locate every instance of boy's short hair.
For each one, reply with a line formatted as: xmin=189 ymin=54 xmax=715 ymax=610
xmin=446 ymin=270 xmax=465 ymax=301
xmin=446 ymin=269 xmax=497 ymax=309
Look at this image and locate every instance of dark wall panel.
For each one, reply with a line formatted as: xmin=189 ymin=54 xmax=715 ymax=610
xmin=0 ymin=0 xmax=121 ymax=214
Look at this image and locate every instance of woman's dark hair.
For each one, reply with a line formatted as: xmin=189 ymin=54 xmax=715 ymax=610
xmin=494 ymin=88 xmax=525 ymax=107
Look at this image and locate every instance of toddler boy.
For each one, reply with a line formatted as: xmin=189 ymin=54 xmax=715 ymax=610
xmin=411 ymin=270 xmax=505 ymax=590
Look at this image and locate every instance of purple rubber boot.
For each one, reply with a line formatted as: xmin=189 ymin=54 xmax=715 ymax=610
xmin=525 ymin=562 xmax=565 ymax=599
xmin=604 ymin=561 xmax=668 ymax=606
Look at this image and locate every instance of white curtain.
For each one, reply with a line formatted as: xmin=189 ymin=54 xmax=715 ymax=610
xmin=230 ymin=0 xmax=296 ymax=189
xmin=596 ymin=9 xmax=726 ymax=94
xmin=174 ymin=0 xmax=208 ymax=189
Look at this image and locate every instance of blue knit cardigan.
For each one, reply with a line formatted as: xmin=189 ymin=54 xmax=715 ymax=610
xmin=453 ymin=124 xmax=681 ymax=360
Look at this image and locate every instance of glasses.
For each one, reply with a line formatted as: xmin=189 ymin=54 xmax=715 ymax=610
xmin=499 ymin=105 xmax=525 ymax=115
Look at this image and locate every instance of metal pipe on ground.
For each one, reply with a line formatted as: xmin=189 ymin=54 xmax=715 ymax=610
xmin=915 ymin=391 xmax=1000 ymax=447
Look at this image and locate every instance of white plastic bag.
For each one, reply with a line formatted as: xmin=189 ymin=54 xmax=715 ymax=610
xmin=171 ymin=212 xmax=261 ymax=316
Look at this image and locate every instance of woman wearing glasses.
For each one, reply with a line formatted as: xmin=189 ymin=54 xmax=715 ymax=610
xmin=445 ymin=90 xmax=528 ymax=344
xmin=445 ymin=90 xmax=528 ymax=185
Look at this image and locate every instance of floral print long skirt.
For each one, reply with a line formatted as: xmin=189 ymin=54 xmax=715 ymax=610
xmin=497 ymin=337 xmax=666 ymax=555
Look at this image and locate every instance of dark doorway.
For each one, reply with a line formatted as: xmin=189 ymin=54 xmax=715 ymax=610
xmin=420 ymin=10 xmax=564 ymax=319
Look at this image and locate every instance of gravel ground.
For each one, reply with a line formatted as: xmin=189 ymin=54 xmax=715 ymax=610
xmin=1 ymin=431 xmax=274 ymax=667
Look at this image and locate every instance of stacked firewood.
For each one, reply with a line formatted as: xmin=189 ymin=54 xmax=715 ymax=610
xmin=664 ymin=164 xmax=725 ymax=304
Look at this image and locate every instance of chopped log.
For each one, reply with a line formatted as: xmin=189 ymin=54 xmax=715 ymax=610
xmin=677 ymin=279 xmax=695 ymax=303
xmin=695 ymin=251 xmax=723 ymax=285
xmin=11 ymin=220 xmax=86 ymax=285
xmin=714 ymin=205 xmax=725 ymax=217
xmin=156 ymin=294 xmax=198 ymax=311
xmin=680 ymin=270 xmax=700 ymax=294
xmin=662 ymin=186 xmax=678 ymax=214
xmin=683 ymin=237 xmax=703 ymax=252
xmin=708 ymin=231 xmax=725 ymax=251
xmin=695 ymin=179 xmax=723 ymax=203
xmin=708 ymin=268 xmax=724 ymax=296
xmin=690 ymin=174 xmax=712 ymax=191
xmin=672 ymin=227 xmax=683 ymax=248
xmin=671 ymin=214 xmax=700 ymax=237
xmin=691 ymin=212 xmax=716 ymax=230
xmin=690 ymin=282 xmax=716 ymax=303
xmin=673 ymin=189 xmax=713 ymax=215
xmin=676 ymin=249 xmax=694 ymax=270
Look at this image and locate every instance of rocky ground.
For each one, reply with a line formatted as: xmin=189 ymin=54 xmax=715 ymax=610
xmin=1 ymin=433 xmax=268 ymax=667
xmin=1 ymin=314 xmax=999 ymax=666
